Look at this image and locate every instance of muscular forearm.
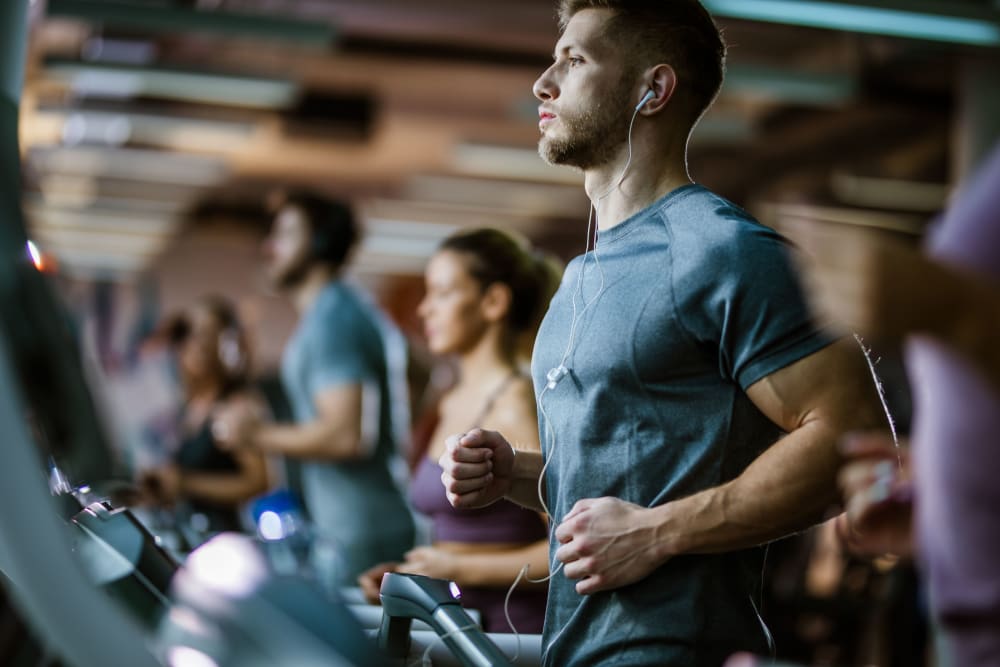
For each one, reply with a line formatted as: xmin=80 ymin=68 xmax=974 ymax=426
xmin=505 ymin=449 xmax=547 ymax=512
xmin=650 ymin=337 xmax=888 ymax=556
xmin=252 ymin=422 xmax=364 ymax=461
xmin=451 ymin=540 xmax=550 ymax=589
xmin=653 ymin=421 xmax=843 ymax=558
xmin=179 ymin=470 xmax=268 ymax=506
xmin=551 ymin=340 xmax=890 ymax=595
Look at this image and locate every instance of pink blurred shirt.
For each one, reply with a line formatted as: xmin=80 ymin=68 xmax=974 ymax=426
xmin=909 ymin=146 xmax=1000 ymax=666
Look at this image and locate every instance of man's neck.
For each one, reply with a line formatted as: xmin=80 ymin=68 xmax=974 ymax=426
xmin=584 ymin=133 xmax=692 ymax=231
xmin=290 ymin=266 xmax=337 ymax=315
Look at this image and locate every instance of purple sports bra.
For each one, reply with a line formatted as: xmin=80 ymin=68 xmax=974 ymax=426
xmin=410 ymin=456 xmax=547 ymax=545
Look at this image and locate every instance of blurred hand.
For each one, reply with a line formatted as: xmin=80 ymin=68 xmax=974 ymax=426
xmin=139 ymin=464 xmax=181 ymax=506
xmin=358 ymin=562 xmax=398 ymax=604
xmin=438 ymin=429 xmax=515 ymax=509
xmin=397 ymin=546 xmax=460 ymax=582
xmin=723 ymin=654 xmax=759 ymax=667
xmin=554 ymin=497 xmax=664 ymax=595
xmin=106 ymin=481 xmax=146 ymax=508
xmin=786 ymin=221 xmax=948 ymax=341
xmin=835 ymin=432 xmax=914 ymax=558
xmin=212 ymin=400 xmax=260 ymax=451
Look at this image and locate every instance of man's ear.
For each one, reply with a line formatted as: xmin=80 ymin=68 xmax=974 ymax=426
xmin=480 ymin=282 xmax=512 ymax=323
xmin=639 ymin=64 xmax=678 ymax=114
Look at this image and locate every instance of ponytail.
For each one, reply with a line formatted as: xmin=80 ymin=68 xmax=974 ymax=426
xmin=439 ymin=228 xmax=562 ymax=335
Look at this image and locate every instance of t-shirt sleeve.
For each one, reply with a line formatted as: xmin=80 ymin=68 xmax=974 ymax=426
xmin=677 ymin=216 xmax=835 ymax=390
xmin=305 ymin=305 xmax=374 ymax=398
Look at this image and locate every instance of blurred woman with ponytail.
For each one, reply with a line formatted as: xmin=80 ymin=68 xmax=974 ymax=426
xmin=360 ymin=228 xmax=560 ymax=633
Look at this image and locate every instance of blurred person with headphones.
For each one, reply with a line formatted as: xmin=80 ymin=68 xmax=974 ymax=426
xmin=139 ymin=295 xmax=269 ymax=546
xmin=438 ymin=2 xmax=886 ymax=664
xmin=214 ymin=191 xmax=415 ymax=585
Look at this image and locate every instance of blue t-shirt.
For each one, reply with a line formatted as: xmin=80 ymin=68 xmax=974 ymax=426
xmin=531 ymin=184 xmax=832 ymax=666
xmin=282 ymin=281 xmax=414 ymax=582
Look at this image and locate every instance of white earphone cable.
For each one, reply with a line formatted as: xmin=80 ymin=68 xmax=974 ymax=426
xmin=498 ymin=95 xmax=649 ymax=660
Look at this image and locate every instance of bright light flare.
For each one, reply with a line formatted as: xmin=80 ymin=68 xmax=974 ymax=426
xmin=449 ymin=581 xmax=462 ymax=600
xmin=257 ymin=510 xmax=285 ymax=541
xmin=185 ymin=533 xmax=268 ymax=598
xmin=26 ymin=240 xmax=44 ymax=271
xmin=165 ymin=646 xmax=219 ymax=667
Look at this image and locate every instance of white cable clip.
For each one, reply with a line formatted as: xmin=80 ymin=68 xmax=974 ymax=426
xmin=546 ymin=365 xmax=569 ymax=390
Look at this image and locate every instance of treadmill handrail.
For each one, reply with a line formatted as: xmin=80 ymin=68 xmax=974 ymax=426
xmin=379 ymin=573 xmax=514 ymax=667
xmin=0 ymin=3 xmax=158 ymax=663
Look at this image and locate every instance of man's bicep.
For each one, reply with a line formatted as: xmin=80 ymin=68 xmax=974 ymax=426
xmin=745 ymin=337 xmax=883 ymax=434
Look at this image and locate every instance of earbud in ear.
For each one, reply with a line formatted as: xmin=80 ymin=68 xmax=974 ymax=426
xmin=635 ymin=89 xmax=655 ymax=111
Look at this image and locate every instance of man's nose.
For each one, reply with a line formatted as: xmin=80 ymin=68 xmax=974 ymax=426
xmin=533 ymin=65 xmax=559 ymax=102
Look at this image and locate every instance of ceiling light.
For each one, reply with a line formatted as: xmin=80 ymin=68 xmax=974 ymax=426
xmin=704 ymin=0 xmax=1000 ymax=46
xmin=45 ymin=60 xmax=298 ymax=109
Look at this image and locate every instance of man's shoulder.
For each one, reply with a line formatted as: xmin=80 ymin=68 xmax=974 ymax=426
xmin=311 ymin=282 xmax=374 ymax=328
xmin=656 ymin=186 xmax=778 ymax=247
xmin=657 ymin=200 xmax=790 ymax=280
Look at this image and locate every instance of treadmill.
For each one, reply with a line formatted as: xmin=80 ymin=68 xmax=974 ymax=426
xmin=0 ymin=3 xmax=539 ymax=664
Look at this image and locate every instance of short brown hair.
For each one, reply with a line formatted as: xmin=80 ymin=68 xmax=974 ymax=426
xmin=558 ymin=0 xmax=726 ymax=123
xmin=280 ymin=190 xmax=359 ymax=269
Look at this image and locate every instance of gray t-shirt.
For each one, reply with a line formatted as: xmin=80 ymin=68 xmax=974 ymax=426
xmin=531 ymin=184 xmax=832 ymax=666
xmin=282 ymin=281 xmax=414 ymax=583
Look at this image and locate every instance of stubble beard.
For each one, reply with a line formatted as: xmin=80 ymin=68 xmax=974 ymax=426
xmin=537 ymin=86 xmax=633 ymax=170
xmin=270 ymin=256 xmax=312 ymax=292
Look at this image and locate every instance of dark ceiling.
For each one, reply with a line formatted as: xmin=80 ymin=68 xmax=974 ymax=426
xmin=19 ymin=0 xmax=999 ymax=278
